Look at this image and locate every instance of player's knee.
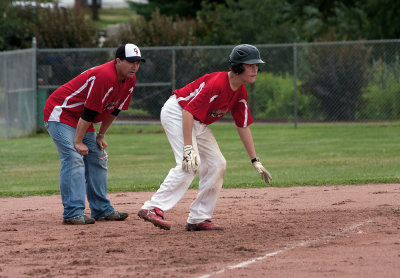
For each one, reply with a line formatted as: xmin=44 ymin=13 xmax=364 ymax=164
xmin=214 ymin=156 xmax=226 ymax=173
xmin=68 ymin=151 xmax=84 ymax=165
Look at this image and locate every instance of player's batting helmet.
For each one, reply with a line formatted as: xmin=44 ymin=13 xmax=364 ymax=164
xmin=229 ymin=44 xmax=264 ymax=74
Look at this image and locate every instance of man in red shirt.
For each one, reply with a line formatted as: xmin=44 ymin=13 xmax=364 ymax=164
xmin=138 ymin=44 xmax=272 ymax=231
xmin=44 ymin=43 xmax=145 ymax=225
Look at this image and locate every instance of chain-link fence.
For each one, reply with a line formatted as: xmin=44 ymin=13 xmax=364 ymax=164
xmin=293 ymin=40 xmax=400 ymax=124
xmin=1 ymin=40 xmax=400 ymax=139
xmin=0 ymin=48 xmax=36 ymax=139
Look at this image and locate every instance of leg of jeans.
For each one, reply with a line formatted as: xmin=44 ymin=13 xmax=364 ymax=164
xmin=142 ymin=96 xmax=196 ymax=211
xmin=83 ymin=132 xmax=114 ymax=219
xmin=45 ymin=122 xmax=86 ymax=219
xmin=187 ymin=124 xmax=226 ymax=224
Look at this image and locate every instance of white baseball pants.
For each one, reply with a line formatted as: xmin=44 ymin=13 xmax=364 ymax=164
xmin=142 ymin=95 xmax=226 ymax=224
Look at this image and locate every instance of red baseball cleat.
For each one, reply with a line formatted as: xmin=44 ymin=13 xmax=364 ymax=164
xmin=186 ymin=219 xmax=224 ymax=231
xmin=138 ymin=207 xmax=171 ymax=230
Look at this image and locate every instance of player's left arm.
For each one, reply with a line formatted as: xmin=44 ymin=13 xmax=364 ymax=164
xmin=236 ymin=126 xmax=272 ymax=184
xmin=182 ymin=109 xmax=194 ymax=146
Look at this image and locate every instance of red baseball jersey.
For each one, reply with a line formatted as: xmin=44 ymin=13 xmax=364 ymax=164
xmin=43 ymin=61 xmax=135 ymax=132
xmin=173 ymin=72 xmax=253 ymax=127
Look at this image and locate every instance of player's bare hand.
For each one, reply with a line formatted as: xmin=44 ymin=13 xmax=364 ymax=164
xmin=182 ymin=145 xmax=200 ymax=174
xmin=96 ymin=136 xmax=108 ymax=151
xmin=252 ymin=159 xmax=272 ymax=184
xmin=75 ymin=142 xmax=89 ymax=155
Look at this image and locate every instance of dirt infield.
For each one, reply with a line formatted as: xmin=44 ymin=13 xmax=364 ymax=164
xmin=0 ymin=184 xmax=399 ymax=278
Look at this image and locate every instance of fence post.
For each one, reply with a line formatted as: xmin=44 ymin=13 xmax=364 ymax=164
xmin=32 ymin=37 xmax=40 ymax=132
xmin=3 ymin=52 xmax=10 ymax=139
xmin=293 ymin=43 xmax=298 ymax=129
xmin=33 ymin=38 xmax=46 ymax=132
xmin=172 ymin=48 xmax=176 ymax=92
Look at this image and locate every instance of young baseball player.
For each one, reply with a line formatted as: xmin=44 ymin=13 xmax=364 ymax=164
xmin=44 ymin=43 xmax=145 ymax=225
xmin=138 ymin=44 xmax=272 ymax=231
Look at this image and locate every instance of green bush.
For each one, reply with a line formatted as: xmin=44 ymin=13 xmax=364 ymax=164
xmin=359 ymin=60 xmax=400 ymax=120
xmin=0 ymin=2 xmax=35 ymax=50
xmin=0 ymin=3 xmax=98 ymax=50
xmin=253 ymin=72 xmax=314 ymax=120
xmin=33 ymin=7 xmax=98 ymax=48
xmin=300 ymin=32 xmax=371 ymax=121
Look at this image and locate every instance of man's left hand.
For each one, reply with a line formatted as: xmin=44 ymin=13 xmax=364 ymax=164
xmin=182 ymin=145 xmax=200 ymax=174
xmin=96 ymin=136 xmax=108 ymax=151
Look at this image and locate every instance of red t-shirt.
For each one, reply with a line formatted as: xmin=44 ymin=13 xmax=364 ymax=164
xmin=173 ymin=72 xmax=253 ymax=127
xmin=43 ymin=61 xmax=135 ymax=132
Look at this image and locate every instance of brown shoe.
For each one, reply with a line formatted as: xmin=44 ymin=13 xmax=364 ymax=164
xmin=95 ymin=211 xmax=128 ymax=221
xmin=63 ymin=214 xmax=95 ymax=225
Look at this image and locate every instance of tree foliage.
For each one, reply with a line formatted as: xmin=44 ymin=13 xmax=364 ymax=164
xmin=127 ymin=0 xmax=224 ymax=19
xmin=361 ymin=0 xmax=400 ymax=40
xmin=285 ymin=0 xmax=400 ymax=41
xmin=195 ymin=0 xmax=399 ymax=45
xmin=197 ymin=0 xmax=298 ymax=44
xmin=1 ymin=0 xmax=398 ymax=49
xmin=301 ymin=32 xmax=371 ymax=121
xmin=32 ymin=7 xmax=98 ymax=48
xmin=103 ymin=8 xmax=206 ymax=47
xmin=0 ymin=1 xmax=98 ymax=50
xmin=0 ymin=1 xmax=34 ymax=50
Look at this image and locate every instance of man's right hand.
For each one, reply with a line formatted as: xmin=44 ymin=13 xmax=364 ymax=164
xmin=252 ymin=158 xmax=272 ymax=184
xmin=182 ymin=145 xmax=200 ymax=174
xmin=75 ymin=142 xmax=89 ymax=155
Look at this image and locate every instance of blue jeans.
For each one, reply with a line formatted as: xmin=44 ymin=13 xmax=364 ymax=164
xmin=45 ymin=121 xmax=114 ymax=219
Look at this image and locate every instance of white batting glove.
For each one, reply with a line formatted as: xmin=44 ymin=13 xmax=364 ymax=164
xmin=252 ymin=158 xmax=272 ymax=184
xmin=182 ymin=145 xmax=200 ymax=174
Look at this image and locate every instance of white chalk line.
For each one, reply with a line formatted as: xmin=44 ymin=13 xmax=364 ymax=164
xmin=198 ymin=219 xmax=373 ymax=278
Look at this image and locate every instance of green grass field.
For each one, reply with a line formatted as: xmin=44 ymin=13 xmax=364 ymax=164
xmin=95 ymin=8 xmax=137 ymax=29
xmin=0 ymin=122 xmax=399 ymax=197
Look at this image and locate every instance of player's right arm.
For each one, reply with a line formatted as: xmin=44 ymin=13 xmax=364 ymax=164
xmin=74 ymin=107 xmax=99 ymax=155
xmin=181 ymin=109 xmax=200 ymax=174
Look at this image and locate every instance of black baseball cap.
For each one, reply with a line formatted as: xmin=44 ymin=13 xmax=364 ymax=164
xmin=115 ymin=43 xmax=146 ymax=63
